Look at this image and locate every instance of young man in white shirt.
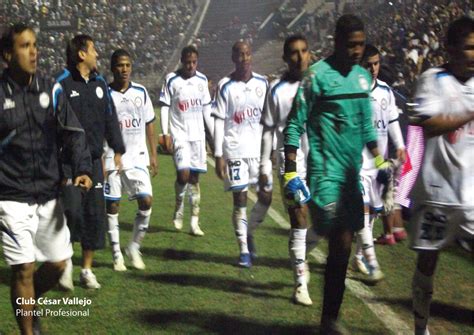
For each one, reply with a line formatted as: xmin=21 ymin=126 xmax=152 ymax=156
xmin=260 ymin=34 xmax=313 ymax=305
xmin=214 ymin=41 xmax=271 ymax=268
xmin=160 ymin=45 xmax=213 ymax=236
xmin=352 ymin=44 xmax=406 ymax=282
xmin=409 ymin=17 xmax=473 ymax=335
xmin=105 ymin=49 xmax=157 ymax=271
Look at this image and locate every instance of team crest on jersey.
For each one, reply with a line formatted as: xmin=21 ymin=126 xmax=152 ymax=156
xmin=256 ymin=87 xmax=263 ymax=97
xmin=39 ymin=92 xmax=50 ymax=109
xmin=198 ymin=83 xmax=204 ymax=92
xmin=134 ymin=96 xmax=143 ymax=107
xmin=380 ymin=98 xmax=387 ymax=111
xmin=96 ymin=87 xmax=104 ymax=99
xmin=358 ymin=75 xmax=369 ymax=91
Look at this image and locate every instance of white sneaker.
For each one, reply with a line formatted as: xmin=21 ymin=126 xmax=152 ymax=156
xmin=293 ymin=284 xmax=313 ymax=306
xmin=190 ymin=224 xmax=204 ymax=236
xmin=113 ymin=253 xmax=127 ymax=272
xmin=173 ymin=212 xmax=183 ymax=230
xmin=58 ymin=258 xmax=74 ymax=291
xmin=79 ymin=270 xmax=101 ymax=289
xmin=351 ymin=256 xmax=369 ymax=275
xmin=367 ymin=265 xmax=385 ymax=283
xmin=126 ymin=246 xmax=146 ymax=270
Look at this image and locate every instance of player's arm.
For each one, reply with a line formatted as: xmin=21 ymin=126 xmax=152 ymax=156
xmin=409 ymin=71 xmax=474 ymax=137
xmin=283 ymin=74 xmax=312 ymax=204
xmin=213 ymin=80 xmax=227 ymax=180
xmin=103 ymin=85 xmax=125 ymax=171
xmin=144 ymin=89 xmax=158 ymax=177
xmin=387 ymin=90 xmax=406 ymax=162
xmin=159 ymin=78 xmax=172 ymax=152
xmin=259 ymin=82 xmax=277 ymax=187
xmin=53 ymin=82 xmax=92 ymax=190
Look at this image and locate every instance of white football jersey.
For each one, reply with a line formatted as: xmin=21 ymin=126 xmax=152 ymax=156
xmin=105 ymin=82 xmax=155 ymax=170
xmin=160 ymin=71 xmax=212 ymax=142
xmin=410 ymin=67 xmax=474 ymax=208
xmin=213 ymin=72 xmax=268 ymax=159
xmin=361 ymin=79 xmax=400 ymax=173
xmin=262 ymin=77 xmax=308 ymax=176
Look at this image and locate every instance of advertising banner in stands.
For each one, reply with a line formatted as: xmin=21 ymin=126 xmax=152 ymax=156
xmin=41 ymin=18 xmax=77 ymax=31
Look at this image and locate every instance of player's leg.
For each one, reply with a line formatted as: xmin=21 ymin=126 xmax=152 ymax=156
xmin=248 ymin=158 xmax=272 ymax=258
xmin=33 ymin=198 xmax=74 ymax=333
xmin=80 ymin=159 xmax=105 ymax=289
xmin=175 ymin=169 xmax=189 ymax=230
xmin=320 ymin=224 xmax=353 ymax=333
xmin=105 ymin=170 xmax=125 ymax=271
xmin=288 ymin=203 xmax=312 ymax=306
xmin=58 ymin=183 xmax=83 ymax=291
xmin=10 ymin=262 xmax=36 ymax=334
xmin=412 ymin=250 xmax=438 ymax=335
xmin=173 ymin=143 xmax=191 ymax=230
xmin=188 ymin=171 xmax=204 ymax=236
xmin=125 ymin=195 xmax=152 ymax=270
xmin=233 ymin=190 xmax=251 ymax=267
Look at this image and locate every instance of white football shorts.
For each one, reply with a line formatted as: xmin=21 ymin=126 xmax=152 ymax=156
xmin=224 ymin=157 xmax=273 ymax=192
xmin=1 ymin=199 xmax=73 ymax=265
xmin=360 ymin=173 xmax=384 ymax=211
xmin=104 ymin=167 xmax=153 ymax=201
xmin=173 ymin=140 xmax=207 ymax=173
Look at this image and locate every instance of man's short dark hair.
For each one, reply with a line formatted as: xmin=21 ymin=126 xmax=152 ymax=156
xmin=0 ymin=23 xmax=34 ymax=62
xmin=335 ymin=14 xmax=364 ymax=41
xmin=181 ymin=45 xmax=198 ymax=61
xmin=363 ymin=44 xmax=380 ymax=60
xmin=283 ymin=33 xmax=308 ymax=57
xmin=446 ymin=16 xmax=474 ymax=48
xmin=110 ymin=48 xmax=131 ymax=69
xmin=66 ymin=34 xmax=93 ymax=68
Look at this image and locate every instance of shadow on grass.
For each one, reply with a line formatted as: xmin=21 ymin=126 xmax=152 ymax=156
xmin=375 ymin=297 xmax=473 ymax=326
xmin=140 ymin=247 xmax=293 ymax=270
xmin=132 ymin=272 xmax=290 ymax=300
xmin=137 ymin=309 xmax=318 ymax=334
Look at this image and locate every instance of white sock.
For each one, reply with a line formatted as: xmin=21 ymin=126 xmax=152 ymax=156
xmin=188 ymin=183 xmax=201 ymax=217
xmin=232 ymin=206 xmax=248 ymax=254
xmin=357 ymin=213 xmax=379 ymax=268
xmin=412 ymin=269 xmax=434 ymax=330
xmin=190 ymin=215 xmax=200 ymax=230
xmin=174 ymin=181 xmax=187 ymax=219
xmin=248 ymin=201 xmax=269 ymax=236
xmin=107 ymin=213 xmax=121 ymax=255
xmin=289 ymin=228 xmax=307 ymax=286
xmin=132 ymin=209 xmax=151 ymax=249
xmin=81 ymin=268 xmax=92 ymax=275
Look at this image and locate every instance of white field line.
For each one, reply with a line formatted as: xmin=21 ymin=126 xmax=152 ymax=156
xmin=207 ymin=157 xmax=412 ymax=335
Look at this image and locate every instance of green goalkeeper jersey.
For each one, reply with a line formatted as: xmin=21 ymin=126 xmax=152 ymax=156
xmin=284 ymin=56 xmax=376 ymax=189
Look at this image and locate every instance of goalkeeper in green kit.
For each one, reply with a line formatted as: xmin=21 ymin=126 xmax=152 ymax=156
xmin=283 ymin=14 xmax=389 ymax=334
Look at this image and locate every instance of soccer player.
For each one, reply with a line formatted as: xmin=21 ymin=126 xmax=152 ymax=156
xmin=214 ymin=41 xmax=271 ymax=268
xmin=0 ymin=23 xmax=92 ymax=334
xmin=159 ymin=45 xmax=213 ymax=236
xmin=260 ymin=34 xmax=313 ymax=305
xmin=57 ymin=35 xmax=125 ymax=289
xmin=409 ymin=16 xmax=473 ymax=335
xmin=351 ymin=44 xmax=406 ymax=280
xmin=105 ymin=49 xmax=157 ymax=271
xmin=284 ymin=15 xmax=389 ymax=333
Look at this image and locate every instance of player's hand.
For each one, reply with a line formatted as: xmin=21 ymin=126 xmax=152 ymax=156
xmin=114 ymin=153 xmax=123 ymax=173
xmin=74 ymin=175 xmax=92 ymax=191
xmin=215 ymin=157 xmax=226 ymax=180
xmin=396 ymin=148 xmax=406 ymax=163
xmin=258 ymin=173 xmax=272 ymax=194
xmin=149 ymin=156 xmax=158 ymax=177
xmin=282 ymin=172 xmax=311 ymax=205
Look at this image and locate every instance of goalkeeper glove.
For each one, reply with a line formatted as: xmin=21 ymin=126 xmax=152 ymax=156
xmin=375 ymin=155 xmax=392 ymax=185
xmin=283 ymin=172 xmax=311 ymax=205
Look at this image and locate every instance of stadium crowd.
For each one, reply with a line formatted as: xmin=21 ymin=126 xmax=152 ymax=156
xmin=0 ymin=0 xmax=196 ymax=78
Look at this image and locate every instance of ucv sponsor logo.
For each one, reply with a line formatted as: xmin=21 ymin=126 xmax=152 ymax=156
xmin=120 ymin=118 xmax=142 ymax=129
xmin=178 ymin=98 xmax=202 ymax=112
